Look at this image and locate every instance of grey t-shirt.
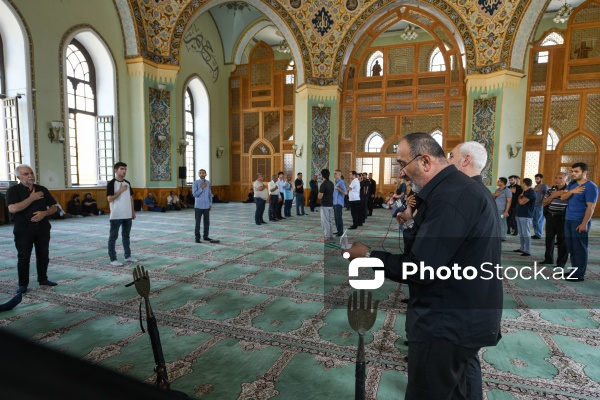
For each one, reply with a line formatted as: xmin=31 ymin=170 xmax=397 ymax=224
xmin=494 ymin=187 xmax=512 ymax=212
xmin=534 ymin=183 xmax=549 ymax=206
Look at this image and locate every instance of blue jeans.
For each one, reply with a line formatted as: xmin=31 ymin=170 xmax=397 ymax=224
xmin=296 ymin=193 xmax=305 ymax=215
xmin=333 ymin=204 xmax=344 ymax=234
xmin=284 ymin=199 xmax=293 ymax=217
xmin=108 ymin=219 xmax=132 ymax=261
xmin=565 ymin=219 xmax=590 ymax=279
xmin=255 ymin=198 xmax=266 ymax=224
xmin=533 ymin=205 xmax=544 ymax=237
xmin=517 ymin=217 xmax=532 ymax=254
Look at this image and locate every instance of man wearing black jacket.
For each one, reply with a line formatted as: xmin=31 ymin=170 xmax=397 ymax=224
xmin=367 ymin=172 xmax=377 ymax=216
xmin=309 ymin=174 xmax=319 ymax=212
xmin=346 ymin=133 xmax=502 ymax=399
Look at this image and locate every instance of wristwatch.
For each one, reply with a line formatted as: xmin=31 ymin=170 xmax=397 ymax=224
xmin=364 ymin=251 xmax=371 ymax=258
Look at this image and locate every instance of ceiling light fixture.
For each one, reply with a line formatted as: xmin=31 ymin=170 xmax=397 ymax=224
xmin=400 ymin=25 xmax=418 ymax=41
xmin=553 ymin=0 xmax=573 ymax=24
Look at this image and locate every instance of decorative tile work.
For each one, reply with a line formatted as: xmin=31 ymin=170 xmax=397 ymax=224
xmin=563 ymin=135 xmax=596 ymax=153
xmin=311 ymin=106 xmax=331 ymax=178
xmin=342 ymin=108 xmax=353 ymax=139
xmin=124 ymin=0 xmax=539 ymax=84
xmin=149 ymin=87 xmax=172 ymax=181
xmin=401 ymin=115 xmax=443 ymax=136
xmin=471 ymin=97 xmax=496 ymax=186
xmin=527 ymin=96 xmax=544 ymax=135
xmin=388 ymin=47 xmax=414 ymax=75
xmin=585 ymin=94 xmax=600 ymax=138
xmin=449 ymin=102 xmax=463 ymax=136
xmin=244 ymin=112 xmax=260 ymax=153
xmin=357 ymin=117 xmax=395 ymax=152
xmin=550 ymin=95 xmax=580 ymax=138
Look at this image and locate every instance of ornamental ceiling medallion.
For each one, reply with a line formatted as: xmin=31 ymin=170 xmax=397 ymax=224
xmin=477 ymin=0 xmax=502 ymax=17
xmin=312 ymin=7 xmax=334 ymax=36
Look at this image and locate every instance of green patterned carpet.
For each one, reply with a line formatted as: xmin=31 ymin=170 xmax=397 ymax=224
xmin=0 ymin=204 xmax=599 ymax=399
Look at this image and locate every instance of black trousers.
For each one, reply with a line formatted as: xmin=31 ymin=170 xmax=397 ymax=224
xmin=350 ymin=200 xmax=361 ymax=227
xmin=507 ymin=207 xmax=518 ymax=234
xmin=194 ymin=208 xmax=210 ymax=240
xmin=406 ymin=340 xmax=479 ymax=400
xmin=14 ymin=223 xmax=51 ymax=287
xmin=360 ymin=197 xmax=367 ymax=223
xmin=367 ymin=196 xmax=374 ymax=215
xmin=269 ymin=195 xmax=279 ymax=220
xmin=309 ymin=192 xmax=318 ymax=211
xmin=545 ymin=212 xmax=568 ymax=266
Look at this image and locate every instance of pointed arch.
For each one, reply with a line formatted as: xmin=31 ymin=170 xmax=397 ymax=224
xmin=59 ymin=26 xmax=119 ymax=186
xmin=365 ymin=131 xmax=385 ymax=152
xmin=183 ymin=74 xmax=210 ymax=180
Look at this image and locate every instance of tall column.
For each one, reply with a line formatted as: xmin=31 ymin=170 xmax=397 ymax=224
xmin=295 ymin=84 xmax=342 ymax=179
xmin=465 ymin=70 xmax=527 ymax=188
xmin=126 ymin=58 xmax=179 ymax=188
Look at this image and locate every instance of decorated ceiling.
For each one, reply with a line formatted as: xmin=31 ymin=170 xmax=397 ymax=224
xmin=120 ymin=0 xmax=549 ymax=85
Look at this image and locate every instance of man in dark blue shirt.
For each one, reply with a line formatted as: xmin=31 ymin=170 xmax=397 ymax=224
xmin=515 ymin=178 xmax=536 ymax=256
xmin=346 ymin=133 xmax=502 ymax=399
xmin=560 ymin=162 xmax=599 ymax=281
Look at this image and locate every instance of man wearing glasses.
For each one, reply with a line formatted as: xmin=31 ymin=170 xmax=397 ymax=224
xmin=346 ymin=132 xmax=502 ymax=400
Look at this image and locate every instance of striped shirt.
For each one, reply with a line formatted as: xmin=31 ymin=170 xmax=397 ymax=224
xmin=543 ymin=185 xmax=568 ymax=214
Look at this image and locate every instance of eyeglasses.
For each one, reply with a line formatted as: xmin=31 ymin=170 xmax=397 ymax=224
xmin=397 ymin=154 xmax=422 ymax=170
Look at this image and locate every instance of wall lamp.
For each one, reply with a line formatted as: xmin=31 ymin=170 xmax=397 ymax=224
xmin=48 ymin=120 xmax=64 ymax=144
xmin=177 ymin=138 xmax=189 ymax=155
xmin=318 ymin=103 xmax=324 ymax=109
xmin=317 ymin=143 xmax=325 ymax=157
xmin=155 ymin=134 xmax=167 ymax=149
xmin=292 ymin=144 xmax=303 ymax=157
xmin=216 ymin=145 xmax=225 ymax=159
xmin=507 ymin=141 xmax=522 ymax=159
xmin=157 ymin=83 xmax=167 ymax=100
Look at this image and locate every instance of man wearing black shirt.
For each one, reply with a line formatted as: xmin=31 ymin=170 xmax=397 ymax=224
xmin=309 ymin=175 xmax=318 ymax=212
xmin=507 ymin=175 xmax=522 ymax=235
xmin=295 ymin=172 xmax=306 ymax=216
xmin=318 ymin=169 xmax=335 ymax=240
xmin=6 ymin=165 xmax=59 ymax=294
xmin=346 ymin=133 xmax=502 ymax=399
xmin=360 ymin=173 xmax=369 ymax=223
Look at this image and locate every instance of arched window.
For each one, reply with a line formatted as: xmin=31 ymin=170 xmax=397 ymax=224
xmin=366 ymin=51 xmax=383 ymax=77
xmin=431 ymin=130 xmax=443 ymax=147
xmin=541 ymin=32 xmax=564 ymax=46
xmin=429 ymin=47 xmax=446 ymax=72
xmin=547 ymin=128 xmax=559 ymax=150
xmin=365 ymin=132 xmax=385 ymax=152
xmin=66 ymin=40 xmax=100 ymax=185
xmin=184 ymin=88 xmax=195 ymax=184
xmin=185 ymin=77 xmax=210 ymax=181
xmin=286 ymin=59 xmax=294 ymax=84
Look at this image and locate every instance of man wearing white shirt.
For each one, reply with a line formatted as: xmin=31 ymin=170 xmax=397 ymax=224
xmin=276 ymin=171 xmax=286 ymax=220
xmin=348 ymin=170 xmax=361 ymax=229
xmin=106 ymin=162 xmax=137 ymax=266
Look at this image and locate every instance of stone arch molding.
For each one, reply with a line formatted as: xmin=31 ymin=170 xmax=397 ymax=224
xmin=509 ymin=0 xmax=548 ymax=72
xmin=114 ymin=0 xmax=312 ymax=86
xmin=337 ymin=0 xmax=470 ymax=84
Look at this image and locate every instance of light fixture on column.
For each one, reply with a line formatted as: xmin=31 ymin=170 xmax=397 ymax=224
xmin=48 ymin=121 xmax=64 ymax=144
xmin=507 ymin=141 xmax=522 ymax=159
xmin=157 ymin=83 xmax=167 ymax=100
xmin=292 ymin=144 xmax=303 ymax=157
xmin=154 ymin=134 xmax=167 ymax=149
xmin=318 ymin=103 xmax=324 ymax=109
xmin=317 ymin=143 xmax=325 ymax=157
xmin=553 ymin=0 xmax=573 ymax=24
xmin=216 ymin=145 xmax=225 ymax=159
xmin=177 ymin=138 xmax=189 ymax=155
xmin=400 ymin=24 xmax=418 ymax=41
